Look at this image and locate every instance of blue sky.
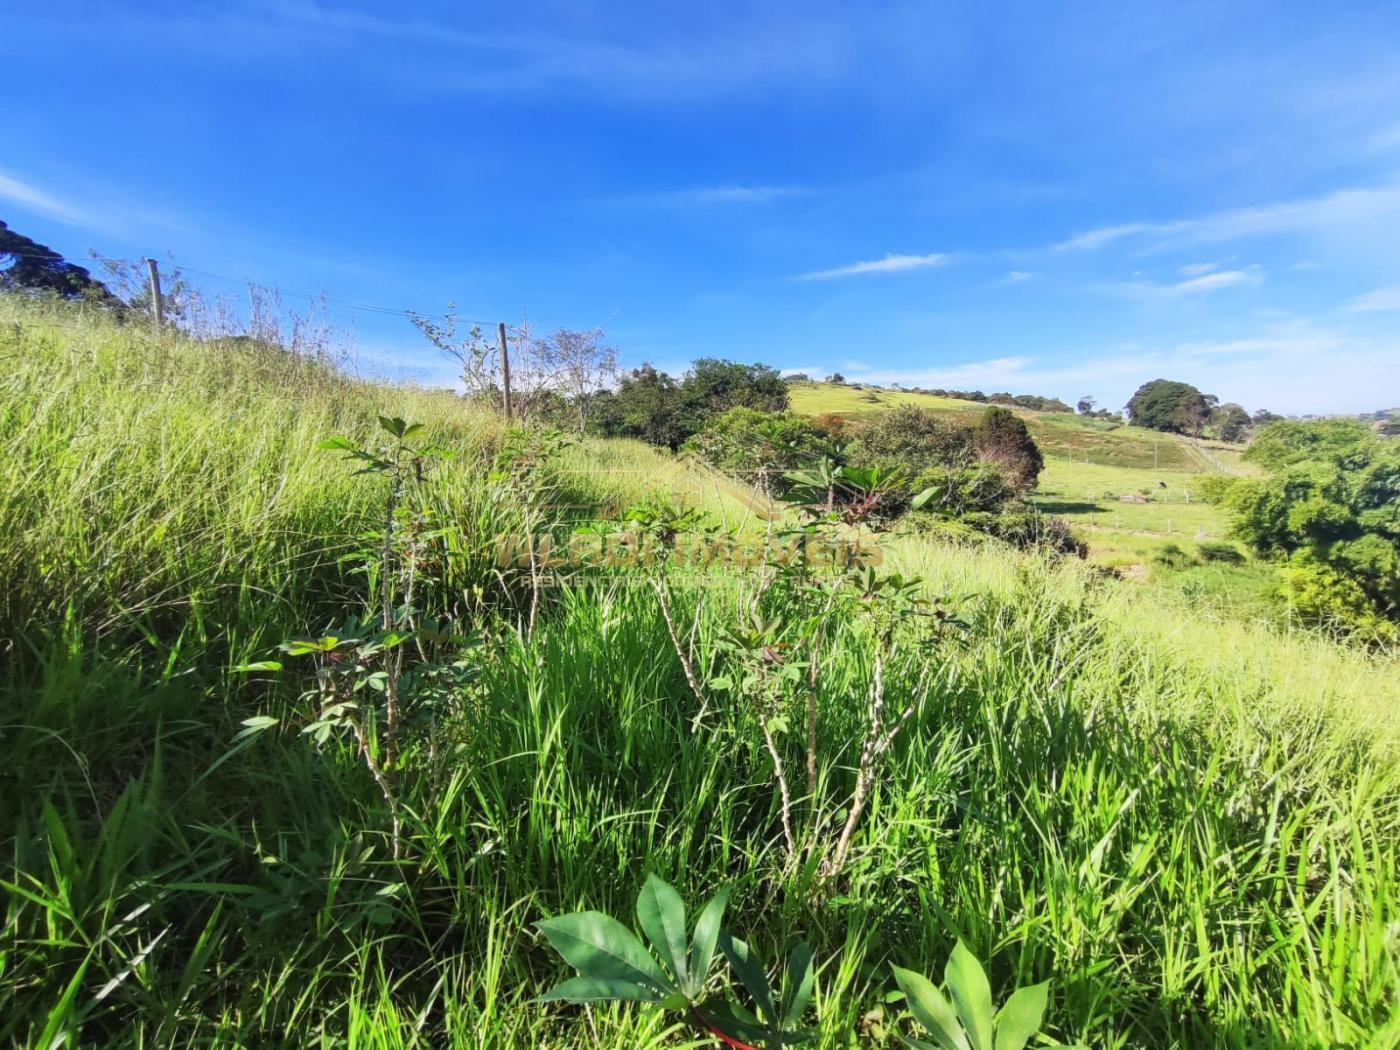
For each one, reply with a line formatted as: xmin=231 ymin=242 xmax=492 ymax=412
xmin=3 ymin=0 xmax=1400 ymax=413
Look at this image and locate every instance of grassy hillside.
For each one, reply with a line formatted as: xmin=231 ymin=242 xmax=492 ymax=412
xmin=786 ymin=381 xmax=1267 ymax=591
xmin=3 ymin=297 xmax=1399 ymax=1048
xmin=788 ymin=381 xmax=1199 ymax=470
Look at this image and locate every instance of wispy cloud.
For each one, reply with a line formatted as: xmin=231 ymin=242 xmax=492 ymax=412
xmin=1346 ymin=285 xmax=1400 ymax=312
xmin=112 ymin=2 xmax=878 ymax=102
xmin=625 ymin=184 xmax=807 ymax=207
xmin=1098 ymin=268 xmax=1260 ymax=298
xmin=1173 ymin=270 xmax=1255 ymax=294
xmin=1175 ymin=332 xmax=1340 ymax=356
xmin=0 ymin=170 xmax=85 ymax=224
xmin=797 ymin=252 xmax=949 ymax=281
xmin=1055 ymin=181 xmax=1400 ymax=252
xmin=1005 ymin=270 xmax=1033 ymax=283
xmin=1177 ymin=261 xmax=1220 ymax=277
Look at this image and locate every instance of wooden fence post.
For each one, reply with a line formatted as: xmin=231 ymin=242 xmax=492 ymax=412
xmin=498 ymin=322 xmax=513 ymax=420
xmin=145 ymin=259 xmax=164 ymax=329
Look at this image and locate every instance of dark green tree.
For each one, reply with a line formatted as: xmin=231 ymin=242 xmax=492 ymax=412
xmin=590 ymin=364 xmax=691 ymax=449
xmin=972 ymin=406 xmax=1044 ymax=492
xmin=0 ymin=220 xmax=116 ymax=303
xmin=679 ymin=358 xmax=789 ymax=415
xmin=1126 ymin=379 xmax=1216 ymax=434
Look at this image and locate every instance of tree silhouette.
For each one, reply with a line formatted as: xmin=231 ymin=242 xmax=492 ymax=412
xmin=0 ymin=220 xmax=116 ymax=303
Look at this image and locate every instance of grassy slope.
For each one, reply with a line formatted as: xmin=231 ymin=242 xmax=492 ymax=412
xmin=3 ymin=299 xmax=1399 ymax=1048
xmin=788 ymin=381 xmax=1199 ymax=470
xmin=788 ymin=382 xmax=1273 ymax=618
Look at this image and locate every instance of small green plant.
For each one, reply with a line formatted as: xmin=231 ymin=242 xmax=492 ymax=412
xmin=536 ymin=878 xmax=1066 ymax=1050
xmin=891 ymin=940 xmax=1073 ymax=1050
xmin=234 ymin=416 xmax=464 ymax=856
xmin=535 ymin=875 xmax=815 ymax=1048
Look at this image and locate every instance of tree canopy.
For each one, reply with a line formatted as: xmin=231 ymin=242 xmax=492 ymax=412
xmin=1243 ymin=417 xmax=1377 ymax=471
xmin=590 ymin=358 xmax=789 ymax=450
xmin=1126 ymin=379 xmax=1217 ymax=435
xmin=1225 ymin=419 xmax=1398 ymax=642
xmin=0 ymin=220 xmax=116 ymax=303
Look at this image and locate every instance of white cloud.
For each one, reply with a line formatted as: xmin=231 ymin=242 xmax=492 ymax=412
xmin=1055 ymin=181 xmax=1400 ymax=252
xmin=626 ymin=185 xmax=806 ymax=207
xmin=1005 ymin=270 xmax=1033 ymax=282
xmin=1173 ymin=270 xmax=1254 ymax=294
xmin=797 ymin=252 xmax=949 ymax=281
xmin=0 ymin=170 xmax=85 ymax=224
xmin=1177 ymin=261 xmax=1220 ymax=277
xmin=1174 ymin=333 xmax=1341 ymax=356
xmin=124 ymin=3 xmax=880 ymax=102
xmin=1098 ymin=268 xmax=1259 ymax=298
xmin=1346 ymin=285 xmax=1400 ymax=312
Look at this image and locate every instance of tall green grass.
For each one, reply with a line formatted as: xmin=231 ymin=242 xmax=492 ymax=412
xmin=3 ymin=297 xmax=1399 ymax=1047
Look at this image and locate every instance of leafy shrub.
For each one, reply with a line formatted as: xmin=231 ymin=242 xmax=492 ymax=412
xmin=1153 ymin=543 xmax=1194 ymax=569
xmin=1244 ymin=418 xmax=1377 ymax=471
xmin=680 ymin=407 xmax=828 ymax=482
xmin=960 ymin=511 xmax=1087 ymax=557
xmin=851 ymin=405 xmax=975 ymax=471
xmin=1197 ymin=541 xmax=1245 ymax=564
xmin=1281 ymin=557 xmax=1398 ymax=644
xmin=1192 ymin=474 xmax=1240 ymax=504
xmin=1222 ymin=435 xmax=1400 ymax=641
xmin=908 ymin=463 xmax=1015 ymax=516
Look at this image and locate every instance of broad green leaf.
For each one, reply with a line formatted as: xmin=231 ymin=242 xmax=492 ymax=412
xmin=783 ymin=942 xmax=815 ymax=1027
xmin=891 ymin=965 xmax=969 ymax=1050
xmin=233 ymin=715 xmax=279 ymax=742
xmin=281 ymin=636 xmax=340 ymax=655
xmin=534 ymin=975 xmax=661 ymax=1004
xmin=993 ymin=982 xmax=1048 ymax=1050
xmin=535 ymin=912 xmax=668 ymax=992
xmin=720 ymin=933 xmax=774 ymax=1021
xmin=317 ymin=436 xmax=356 ymax=450
xmin=636 ymin=875 xmax=688 ymax=989
xmin=231 ymin=660 xmax=282 ymax=673
xmin=687 ymin=886 xmax=730 ymax=998
xmin=945 ymin=942 xmax=995 ymax=1050
xmin=379 ymin=415 xmax=408 ymax=438
xmin=401 ymin=423 xmax=426 ymax=440
xmin=911 ymin=485 xmax=942 ymax=511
